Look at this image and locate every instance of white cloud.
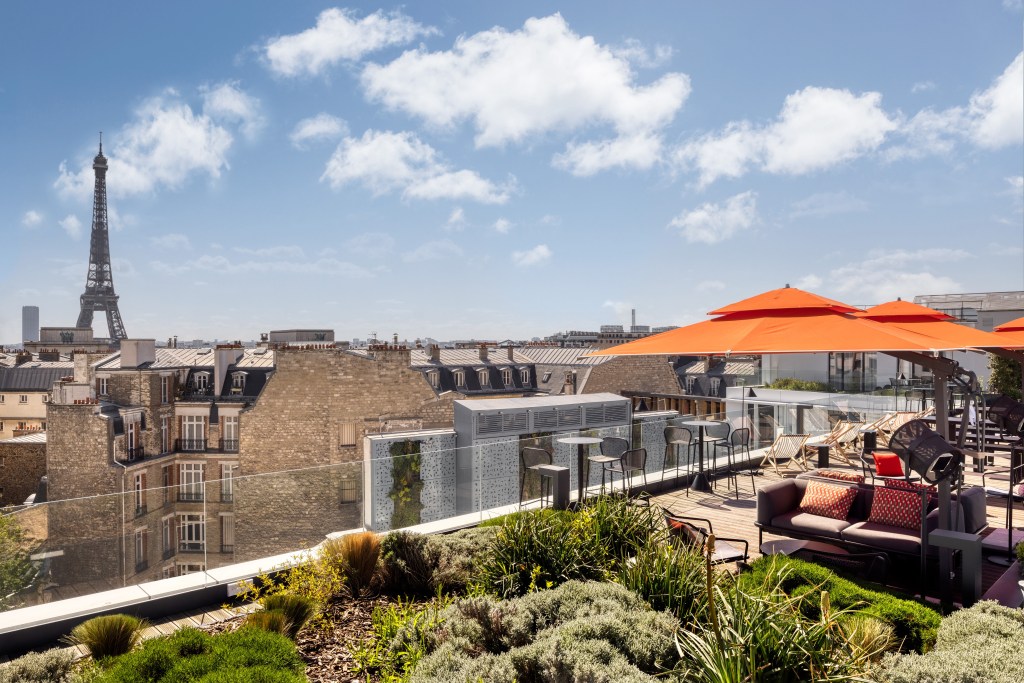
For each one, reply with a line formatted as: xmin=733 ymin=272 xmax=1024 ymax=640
xmin=696 ymin=280 xmax=725 ymax=292
xmin=263 ymin=7 xmax=436 ymax=77
xmin=669 ymin=191 xmax=758 ymax=244
xmin=201 ymin=81 xmax=264 ymax=140
xmin=345 ymin=232 xmax=395 ymax=258
xmin=910 ymin=80 xmax=936 ymax=94
xmin=828 ymin=248 xmax=968 ymax=302
xmin=612 ymin=38 xmax=673 ymax=69
xmin=511 ymin=244 xmax=552 ymax=267
xmin=967 ymin=52 xmax=1023 ymax=148
xmin=21 ymin=210 xmax=42 ymax=228
xmin=150 ymin=233 xmax=191 ymax=250
xmin=1008 ymin=176 xmax=1024 ymax=192
xmin=603 ymin=300 xmax=634 ymax=321
xmin=1003 ymin=1 xmax=1023 ymax=13
xmin=675 ymin=87 xmax=897 ymax=187
xmin=789 ymin=191 xmax=868 ymax=219
xmin=444 ymin=207 xmax=467 ymax=232
xmin=55 ymin=89 xmax=234 ymax=200
xmin=59 ymin=214 xmax=82 ymax=239
xmin=540 ymin=214 xmax=561 ymax=226
xmin=493 ymin=218 xmax=513 ymax=234
xmin=401 ymin=238 xmax=463 ymax=263
xmin=795 ymin=274 xmax=823 ymax=290
xmin=321 ymin=129 xmax=512 ymax=204
xmin=289 ymin=113 xmax=349 ymax=148
xmin=233 ymin=245 xmax=306 ymax=259
xmin=361 ymin=14 xmax=690 ymax=172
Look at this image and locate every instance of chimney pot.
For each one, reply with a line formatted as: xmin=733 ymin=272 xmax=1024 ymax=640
xmin=429 ymin=344 xmax=440 ymax=362
xmin=507 ymin=346 xmax=515 ymax=361
xmin=479 ymin=344 xmax=489 ymax=362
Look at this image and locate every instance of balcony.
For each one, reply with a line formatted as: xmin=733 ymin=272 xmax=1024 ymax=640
xmin=125 ymin=446 xmax=145 ymax=461
xmin=220 ymin=438 xmax=239 ymax=453
xmin=176 ymin=438 xmax=208 ymax=452
xmin=178 ymin=541 xmax=205 ymax=553
xmin=177 ymin=491 xmax=204 ymax=503
xmin=162 ymin=547 xmax=176 ymax=560
xmin=220 ymin=492 xmax=234 ymax=503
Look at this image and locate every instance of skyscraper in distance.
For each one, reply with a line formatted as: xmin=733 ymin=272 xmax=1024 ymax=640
xmin=22 ymin=305 xmax=39 ymax=343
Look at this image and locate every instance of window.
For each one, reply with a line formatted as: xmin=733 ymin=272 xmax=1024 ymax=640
xmin=520 ymin=368 xmax=530 ymax=385
xmin=427 ymin=370 xmax=439 ymax=388
xmin=339 ymin=422 xmax=357 ymax=446
xmin=162 ymin=465 xmax=173 ymax=504
xmin=178 ymin=514 xmax=205 ymax=552
xmin=17 ymin=422 xmax=26 ymax=431
xmin=340 ymin=478 xmax=359 ymax=504
xmin=221 ymin=416 xmax=239 ymax=452
xmin=710 ymin=377 xmax=721 ymax=393
xmin=230 ymin=372 xmax=246 ymax=394
xmin=161 ymin=565 xmax=175 ymax=579
xmin=220 ymin=514 xmax=235 ymax=553
xmin=134 ymin=472 xmax=146 ymax=515
xmin=501 ymin=368 xmax=513 ymax=386
xmin=453 ymin=369 xmax=465 ymax=387
xmin=19 ymin=395 xmax=28 ymax=404
xmin=478 ymin=369 xmax=490 ymax=387
xmin=220 ymin=463 xmax=236 ymax=502
xmin=685 ymin=376 xmax=696 ymax=393
xmin=161 ymin=376 xmax=170 ymax=403
xmin=0 ymin=395 xmax=5 ymax=404
xmin=176 ymin=562 xmax=206 ymax=575
xmin=161 ymin=416 xmax=170 ymax=454
xmin=98 ymin=378 xmax=108 ymax=396
xmin=542 ymin=371 xmax=552 ymax=383
xmin=193 ymin=373 xmax=209 ymax=392
xmin=179 ymin=463 xmax=204 ymax=502
xmin=126 ymin=420 xmax=140 ymax=459
xmin=161 ymin=515 xmax=175 ymax=558
xmin=181 ymin=415 xmax=206 ymax=451
xmin=42 ymin=395 xmax=48 ymax=403
xmin=134 ymin=529 xmax=148 ymax=572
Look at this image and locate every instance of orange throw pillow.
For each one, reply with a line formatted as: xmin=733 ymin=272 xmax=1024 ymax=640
xmin=799 ymin=480 xmax=858 ymax=520
xmin=868 ymin=486 xmax=923 ymax=530
xmin=873 ymin=452 xmax=904 ymax=477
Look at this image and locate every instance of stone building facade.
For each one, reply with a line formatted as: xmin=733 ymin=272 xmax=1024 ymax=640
xmin=0 ymin=436 xmax=46 ymax=507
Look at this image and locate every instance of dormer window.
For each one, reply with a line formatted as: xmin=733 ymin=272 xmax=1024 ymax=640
xmin=685 ymin=376 xmax=696 ymax=393
xmin=454 ymin=369 xmax=465 ymax=387
xmin=230 ymin=372 xmax=247 ymax=394
xmin=710 ymin=377 xmax=721 ymax=393
xmin=427 ymin=370 xmax=439 ymax=388
xmin=478 ymin=369 xmax=490 ymax=387
xmin=193 ymin=372 xmax=210 ymax=392
xmin=501 ymin=368 xmax=513 ymax=386
xmin=520 ymin=368 xmax=530 ymax=385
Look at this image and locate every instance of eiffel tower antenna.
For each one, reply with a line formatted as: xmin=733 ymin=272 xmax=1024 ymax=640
xmin=76 ymin=134 xmax=127 ymax=340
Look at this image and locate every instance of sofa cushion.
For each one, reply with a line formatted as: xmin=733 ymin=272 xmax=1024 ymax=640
xmin=799 ymin=480 xmax=858 ymax=520
xmin=771 ymin=510 xmax=851 ymax=539
xmin=868 ymin=485 xmax=925 ymax=530
xmin=842 ymin=521 xmax=923 ymax=555
xmin=810 ymin=469 xmax=866 ymax=484
xmin=873 ymin=451 xmax=904 ymax=477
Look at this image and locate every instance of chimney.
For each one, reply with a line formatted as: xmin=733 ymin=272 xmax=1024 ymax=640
xmin=632 ymin=308 xmax=636 ymax=329
xmin=121 ymin=339 xmax=156 ymax=369
xmin=393 ymin=333 xmax=399 ymax=345
xmin=429 ymin=344 xmax=440 ymax=363
xmin=214 ymin=344 xmax=245 ymax=396
xmin=507 ymin=346 xmax=515 ymax=361
xmin=173 ymin=335 xmax=178 ymax=349
xmin=479 ymin=344 xmax=489 ymax=362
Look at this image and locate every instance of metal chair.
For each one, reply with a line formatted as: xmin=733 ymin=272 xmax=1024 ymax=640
xmin=664 ymin=426 xmax=697 ymax=496
xmin=662 ymin=511 xmax=749 ymax=566
xmin=590 ymin=436 xmax=630 ymax=496
xmin=715 ymin=427 xmax=755 ymax=498
xmin=519 ymin=446 xmax=553 ymax=507
xmin=606 ymin=447 xmax=648 ymax=495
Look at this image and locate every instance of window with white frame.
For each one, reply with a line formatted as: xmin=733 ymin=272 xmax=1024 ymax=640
xmin=178 ymin=514 xmax=205 ymax=552
xmin=181 ymin=415 xmax=205 ymax=450
xmin=126 ymin=420 xmax=139 ymax=458
xmin=193 ymin=372 xmax=209 ymax=392
xmin=161 ymin=376 xmax=170 ymax=403
xmin=710 ymin=377 xmax=721 ymax=393
xmin=161 ymin=515 xmax=174 ymax=557
xmin=134 ymin=529 xmax=148 ymax=571
xmin=134 ymin=472 xmax=145 ymax=514
xmin=501 ymin=368 xmax=513 ymax=386
xmin=478 ymin=369 xmax=490 ymax=387
xmin=220 ymin=514 xmax=235 ymax=553
xmin=222 ymin=415 xmax=239 ymax=452
xmin=179 ymin=463 xmax=204 ymax=501
xmin=427 ymin=370 xmax=439 ymax=388
xmin=19 ymin=395 xmax=28 ymax=404
xmin=454 ymin=369 xmax=465 ymax=387
xmin=685 ymin=376 xmax=696 ymax=393
xmin=230 ymin=372 xmax=246 ymax=394
xmin=161 ymin=416 xmax=170 ymax=454
xmin=175 ymin=562 xmax=205 ymax=575
xmin=98 ymin=378 xmax=108 ymax=396
xmin=520 ymin=368 xmax=530 ymax=385
xmin=220 ymin=463 xmax=236 ymax=502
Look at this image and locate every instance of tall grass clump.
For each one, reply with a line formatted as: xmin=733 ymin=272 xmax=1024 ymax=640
xmin=64 ymin=614 xmax=146 ymax=660
xmin=617 ymin=539 xmax=715 ymax=624
xmin=322 ymin=531 xmax=381 ymax=597
xmin=380 ymin=527 xmax=496 ymax=597
xmin=259 ymin=593 xmax=317 ymax=639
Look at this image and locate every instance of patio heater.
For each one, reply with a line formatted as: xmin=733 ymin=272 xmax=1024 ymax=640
xmin=889 ymin=419 xmax=965 ymax=605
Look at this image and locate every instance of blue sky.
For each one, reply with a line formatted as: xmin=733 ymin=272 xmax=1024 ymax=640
xmin=3 ymin=1 xmax=1022 ymax=344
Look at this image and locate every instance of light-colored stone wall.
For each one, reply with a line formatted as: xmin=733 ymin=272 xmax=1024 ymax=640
xmin=581 ymin=356 xmax=683 ymax=396
xmin=0 ymin=441 xmax=46 ymax=507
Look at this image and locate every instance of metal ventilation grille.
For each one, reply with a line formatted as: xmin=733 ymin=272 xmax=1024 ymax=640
xmin=503 ymin=412 xmax=528 ymax=431
xmin=557 ymin=407 xmax=581 ymax=427
xmin=476 ymin=413 xmax=504 ymax=435
xmin=533 ymin=409 xmax=558 ymax=430
xmin=584 ymin=405 xmax=604 ymax=424
xmin=605 ymin=404 xmax=629 ymax=423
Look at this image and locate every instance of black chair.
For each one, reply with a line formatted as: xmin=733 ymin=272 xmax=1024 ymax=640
xmin=606 ymin=447 xmax=648 ymax=495
xmin=519 ymin=446 xmax=552 ymax=507
xmin=664 ymin=426 xmax=697 ymax=494
xmin=662 ymin=511 xmax=749 ymax=566
xmin=702 ymin=421 xmax=731 ymax=486
xmin=715 ymin=427 xmax=756 ymax=498
xmin=589 ymin=436 xmax=630 ymax=495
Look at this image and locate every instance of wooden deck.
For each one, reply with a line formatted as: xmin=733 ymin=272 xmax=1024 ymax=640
xmin=651 ymin=457 xmax=1019 ymax=599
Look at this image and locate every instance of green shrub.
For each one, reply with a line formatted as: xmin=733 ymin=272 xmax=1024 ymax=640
xmin=578 ymin=495 xmax=661 ymax=562
xmin=352 ymin=595 xmax=452 ymax=681
xmin=95 ymin=626 xmax=304 ymax=683
xmin=617 ymin=539 xmax=714 ymax=624
xmin=321 ymin=531 xmax=381 ymax=597
xmin=243 ymin=610 xmax=293 ymax=638
xmin=379 ymin=527 xmax=495 ymax=597
xmin=408 ymin=581 xmax=677 ymax=683
xmin=878 ymin=601 xmax=1024 ymax=683
xmin=380 ymin=531 xmax=433 ymax=595
xmin=234 ymin=549 xmax=343 ymax=629
xmin=0 ymin=647 xmax=75 ymax=683
xmin=261 ymin=593 xmax=317 ymax=639
xmin=65 ymin=614 xmax=146 ymax=660
xmin=739 ymin=555 xmax=941 ymax=653
xmin=768 ymin=377 xmax=834 ymax=391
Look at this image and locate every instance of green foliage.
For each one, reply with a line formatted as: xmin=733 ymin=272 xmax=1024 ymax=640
xmin=389 ymin=441 xmax=423 ymax=528
xmin=243 ymin=610 xmax=293 ymax=638
xmin=878 ymin=601 xmax=1024 ymax=683
xmin=65 ymin=614 xmax=146 ymax=661
xmin=0 ymin=513 xmax=34 ymax=610
xmin=988 ymin=354 xmax=1022 ymax=400
xmin=617 ymin=539 xmax=716 ymax=624
xmin=321 ymin=531 xmax=381 ymax=597
xmin=94 ymin=626 xmax=305 ymax=683
xmin=379 ymin=527 xmax=498 ymax=597
xmin=739 ymin=555 xmax=941 ymax=653
xmin=259 ymin=593 xmax=316 ymax=639
xmin=674 ymin=581 xmax=885 ymax=681
xmin=1017 ymin=540 xmax=1024 ymax=573
xmin=767 ymin=377 xmax=834 ymax=391
xmin=352 ymin=595 xmax=453 ymax=682
xmin=408 ymin=581 xmax=677 ymax=683
xmin=0 ymin=648 xmax=75 ymax=683
xmin=234 ymin=549 xmax=342 ymax=630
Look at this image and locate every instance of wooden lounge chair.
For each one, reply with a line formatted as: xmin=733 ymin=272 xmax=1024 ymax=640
xmin=877 ymin=411 xmax=917 ymax=446
xmin=826 ymin=421 xmax=864 ymax=465
xmin=760 ymin=433 xmax=811 ymax=475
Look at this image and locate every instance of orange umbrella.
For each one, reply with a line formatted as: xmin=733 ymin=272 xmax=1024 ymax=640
xmin=589 ymin=287 xmax=972 ymax=357
xmin=855 ymin=299 xmax=1024 ymax=350
xmin=993 ymin=316 xmax=1024 ymax=346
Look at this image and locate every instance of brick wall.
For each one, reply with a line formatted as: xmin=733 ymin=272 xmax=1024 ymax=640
xmin=581 ymin=356 xmax=683 ymax=396
xmin=0 ymin=441 xmax=46 ymax=506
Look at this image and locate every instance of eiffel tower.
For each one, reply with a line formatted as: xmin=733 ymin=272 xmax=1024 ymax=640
xmin=76 ymin=135 xmax=127 ymax=340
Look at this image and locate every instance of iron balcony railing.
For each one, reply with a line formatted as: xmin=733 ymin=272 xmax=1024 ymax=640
xmin=178 ymin=541 xmax=204 ymax=553
xmin=176 ymin=438 xmax=208 ymax=452
xmin=220 ymin=492 xmax=234 ymax=503
xmin=162 ymin=547 xmax=176 ymax=560
xmin=134 ymin=504 xmax=147 ymax=518
xmin=177 ymin=490 xmax=204 ymax=503
xmin=220 ymin=438 xmax=239 ymax=453
xmin=125 ymin=446 xmax=145 ymax=461
xmin=135 ymin=560 xmax=148 ymax=573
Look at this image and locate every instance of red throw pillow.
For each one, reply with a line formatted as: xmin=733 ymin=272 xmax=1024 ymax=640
xmin=868 ymin=486 xmax=924 ymax=530
xmin=799 ymin=480 xmax=858 ymax=520
xmin=873 ymin=452 xmax=904 ymax=477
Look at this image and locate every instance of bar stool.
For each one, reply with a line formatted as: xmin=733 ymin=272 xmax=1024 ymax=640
xmin=590 ymin=436 xmax=629 ymax=495
xmin=714 ymin=427 xmax=755 ymax=498
xmin=664 ymin=426 xmax=697 ymax=496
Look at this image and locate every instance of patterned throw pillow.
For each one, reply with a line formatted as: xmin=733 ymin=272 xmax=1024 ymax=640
xmin=868 ymin=485 xmax=924 ymax=530
xmin=799 ymin=480 xmax=858 ymax=520
xmin=873 ymin=452 xmax=904 ymax=477
xmin=815 ymin=469 xmax=866 ymax=484
xmin=885 ymin=478 xmax=936 ymax=494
